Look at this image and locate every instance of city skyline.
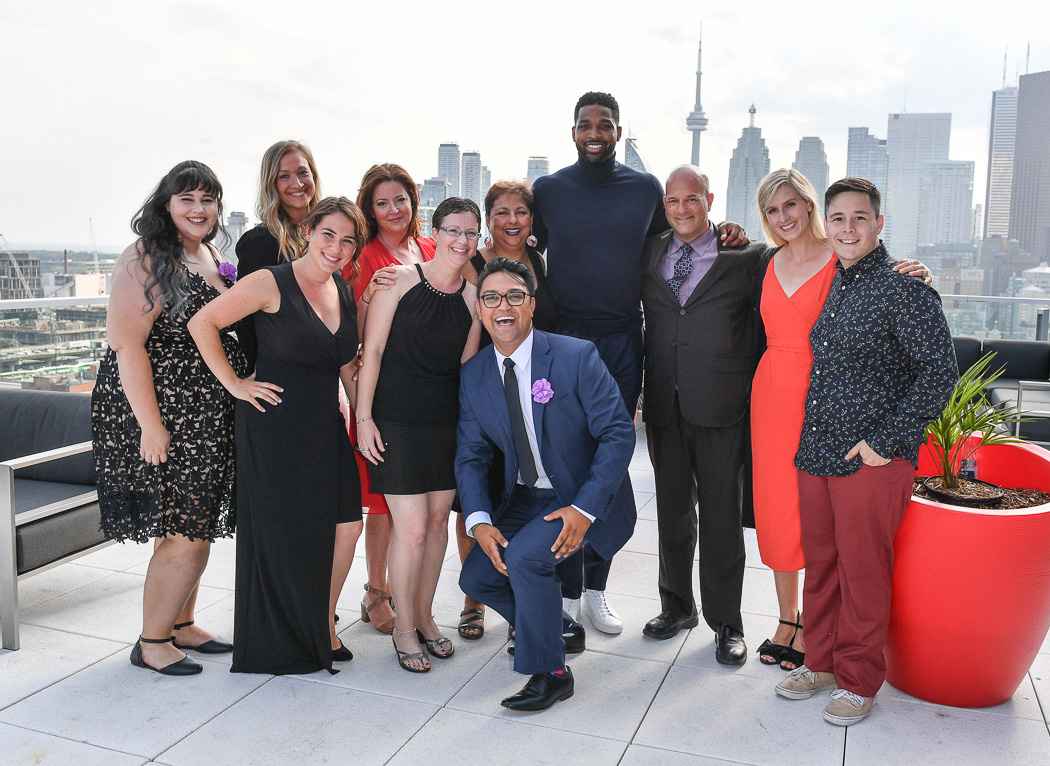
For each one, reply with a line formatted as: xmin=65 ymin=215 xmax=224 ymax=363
xmin=4 ymin=1 xmax=1049 ymax=249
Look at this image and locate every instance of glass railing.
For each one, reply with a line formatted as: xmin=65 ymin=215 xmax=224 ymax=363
xmin=0 ymin=296 xmax=109 ymax=391
xmin=2 ymin=292 xmax=1049 ymax=393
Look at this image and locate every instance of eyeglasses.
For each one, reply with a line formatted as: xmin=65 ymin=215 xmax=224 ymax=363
xmin=479 ymin=290 xmax=530 ymax=308
xmin=437 ymin=226 xmax=481 ymax=241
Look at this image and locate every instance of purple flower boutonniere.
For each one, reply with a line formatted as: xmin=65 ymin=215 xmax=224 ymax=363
xmin=218 ymin=262 xmax=238 ymax=283
xmin=532 ymin=378 xmax=554 ymax=404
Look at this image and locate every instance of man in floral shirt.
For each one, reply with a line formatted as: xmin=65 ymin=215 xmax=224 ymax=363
xmin=775 ymin=178 xmax=957 ymax=726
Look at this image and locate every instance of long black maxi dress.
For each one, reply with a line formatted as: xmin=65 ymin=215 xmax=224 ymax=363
xmin=232 ymin=263 xmax=361 ymax=675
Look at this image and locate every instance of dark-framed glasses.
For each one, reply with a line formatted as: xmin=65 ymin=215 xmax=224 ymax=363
xmin=437 ymin=225 xmax=481 ymax=240
xmin=480 ymin=290 xmax=530 ymax=308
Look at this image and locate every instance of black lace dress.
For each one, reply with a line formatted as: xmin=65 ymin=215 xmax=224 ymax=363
xmin=91 ymin=268 xmax=248 ymax=543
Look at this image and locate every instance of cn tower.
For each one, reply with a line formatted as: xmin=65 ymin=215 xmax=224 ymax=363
xmin=686 ymin=33 xmax=709 ymax=165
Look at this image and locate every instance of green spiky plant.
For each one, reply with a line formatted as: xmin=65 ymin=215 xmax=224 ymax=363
xmin=924 ymin=352 xmax=1029 ymax=491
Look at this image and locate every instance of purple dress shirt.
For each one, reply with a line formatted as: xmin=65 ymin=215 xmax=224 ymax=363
xmin=657 ymin=226 xmax=719 ymax=305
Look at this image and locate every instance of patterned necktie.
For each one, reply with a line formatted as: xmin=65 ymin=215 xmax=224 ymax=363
xmin=503 ymin=358 xmax=539 ymax=487
xmin=667 ymin=242 xmax=694 ymax=303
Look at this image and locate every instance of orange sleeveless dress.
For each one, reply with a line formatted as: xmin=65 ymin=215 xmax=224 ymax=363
xmin=750 ymin=255 xmax=837 ymax=571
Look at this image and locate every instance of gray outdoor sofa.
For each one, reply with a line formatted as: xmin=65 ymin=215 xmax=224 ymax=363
xmin=0 ymin=388 xmax=110 ymax=650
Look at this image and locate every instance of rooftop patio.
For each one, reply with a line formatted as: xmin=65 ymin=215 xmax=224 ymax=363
xmin=2 ymin=426 xmax=1049 ymax=765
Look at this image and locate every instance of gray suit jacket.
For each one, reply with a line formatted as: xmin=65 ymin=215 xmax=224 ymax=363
xmin=641 ymin=227 xmax=764 ymax=428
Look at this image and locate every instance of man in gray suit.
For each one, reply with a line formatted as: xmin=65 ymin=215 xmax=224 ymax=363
xmin=640 ymin=165 xmax=764 ymax=664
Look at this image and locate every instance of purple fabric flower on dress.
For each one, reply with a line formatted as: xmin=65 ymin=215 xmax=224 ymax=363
xmin=532 ymin=378 xmax=554 ymax=404
xmin=218 ymin=261 xmax=237 ymax=282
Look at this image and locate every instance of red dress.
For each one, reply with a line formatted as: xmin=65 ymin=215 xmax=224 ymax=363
xmin=342 ymin=236 xmax=436 ymax=514
xmin=750 ymin=255 xmax=837 ymax=570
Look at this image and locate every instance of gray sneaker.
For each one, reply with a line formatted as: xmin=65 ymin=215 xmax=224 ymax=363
xmin=823 ymin=689 xmax=874 ymax=725
xmin=775 ymin=665 xmax=838 ymax=700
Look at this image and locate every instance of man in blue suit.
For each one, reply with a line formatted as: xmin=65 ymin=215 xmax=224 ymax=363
xmin=457 ymin=258 xmax=636 ymax=711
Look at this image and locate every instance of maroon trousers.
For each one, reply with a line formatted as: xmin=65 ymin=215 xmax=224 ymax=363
xmin=797 ymin=459 xmax=914 ymax=697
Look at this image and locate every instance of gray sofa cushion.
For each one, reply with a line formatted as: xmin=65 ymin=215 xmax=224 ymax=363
xmin=14 ymin=478 xmax=96 ymax=515
xmin=0 ymin=389 xmax=94 ymax=484
xmin=982 ymin=339 xmax=1050 ymax=382
xmin=986 ymin=384 xmax=1050 ymax=443
xmin=16 ymin=501 xmax=104 ymax=574
xmin=952 ymin=336 xmax=983 ymax=376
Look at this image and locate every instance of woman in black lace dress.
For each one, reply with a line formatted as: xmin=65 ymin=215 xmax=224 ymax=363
xmin=92 ymin=161 xmax=247 ymax=676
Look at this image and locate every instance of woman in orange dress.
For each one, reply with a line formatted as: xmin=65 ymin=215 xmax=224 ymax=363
xmin=341 ymin=163 xmax=435 ymax=634
xmin=751 ymin=169 xmax=932 ymax=670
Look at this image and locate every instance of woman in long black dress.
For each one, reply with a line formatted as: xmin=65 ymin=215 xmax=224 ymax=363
xmin=92 ymin=160 xmax=246 ymax=675
xmin=356 ymin=197 xmax=481 ymax=672
xmin=189 ymin=197 xmax=365 ymax=675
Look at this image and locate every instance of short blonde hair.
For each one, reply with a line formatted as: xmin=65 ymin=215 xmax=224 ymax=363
xmin=756 ymin=169 xmax=827 ymax=247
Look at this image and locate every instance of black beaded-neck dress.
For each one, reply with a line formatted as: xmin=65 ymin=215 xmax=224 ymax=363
xmin=232 ymin=263 xmax=361 ymax=676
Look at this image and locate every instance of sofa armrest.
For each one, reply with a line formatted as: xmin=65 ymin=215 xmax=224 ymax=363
xmin=2 ymin=440 xmax=94 ymax=651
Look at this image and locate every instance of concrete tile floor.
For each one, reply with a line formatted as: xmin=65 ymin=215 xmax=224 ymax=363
xmin=2 ymin=428 xmax=1048 ymax=764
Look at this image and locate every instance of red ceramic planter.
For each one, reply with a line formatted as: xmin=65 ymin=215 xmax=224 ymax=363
xmin=885 ymin=437 xmax=1050 ymax=707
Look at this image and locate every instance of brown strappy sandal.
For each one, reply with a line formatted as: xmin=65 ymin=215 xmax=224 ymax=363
xmin=361 ymin=582 xmax=395 ymax=634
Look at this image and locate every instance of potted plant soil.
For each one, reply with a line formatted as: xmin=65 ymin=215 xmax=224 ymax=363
xmin=885 ymin=352 xmax=1050 ymax=707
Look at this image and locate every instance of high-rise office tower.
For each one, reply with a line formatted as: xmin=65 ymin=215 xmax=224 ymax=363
xmin=984 ymin=84 xmax=1019 ymax=239
xmin=846 ymin=127 xmax=889 ymax=194
xmin=918 ymin=160 xmax=975 ymax=247
xmin=438 ymin=142 xmax=461 ymax=197
xmin=792 ymin=137 xmax=829 ymax=202
xmin=481 ymin=166 xmax=491 ymax=200
xmin=1010 ymin=70 xmax=1050 ymax=263
xmin=624 ymin=136 xmax=654 ymax=174
xmin=418 ymin=177 xmax=450 ymax=234
xmin=461 ymin=151 xmax=483 ymax=210
xmin=686 ymin=35 xmax=708 ymax=165
xmin=725 ymin=105 xmax=770 ymax=237
xmin=527 ymin=157 xmax=549 ymax=183
xmin=224 ymin=211 xmax=249 ymax=261
xmin=885 ymin=113 xmax=951 ymax=259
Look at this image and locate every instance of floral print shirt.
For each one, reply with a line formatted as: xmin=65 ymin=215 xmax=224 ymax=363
xmin=795 ymin=243 xmax=958 ymax=476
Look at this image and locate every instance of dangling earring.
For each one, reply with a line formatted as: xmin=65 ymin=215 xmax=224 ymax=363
xmin=483 ymin=235 xmax=493 ymax=247
xmin=527 ymin=235 xmax=538 ymax=248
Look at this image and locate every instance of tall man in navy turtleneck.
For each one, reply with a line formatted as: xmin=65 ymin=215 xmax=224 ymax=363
xmin=530 ymin=92 xmax=670 ymax=634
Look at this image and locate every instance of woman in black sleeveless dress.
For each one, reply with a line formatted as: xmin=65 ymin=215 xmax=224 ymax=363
xmin=355 ymin=197 xmax=481 ymax=672
xmin=190 ymin=197 xmax=366 ymax=675
xmin=453 ymin=180 xmax=557 ymax=640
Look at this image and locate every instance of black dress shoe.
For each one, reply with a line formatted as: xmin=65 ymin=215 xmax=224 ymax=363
xmin=501 ymin=667 xmax=574 ymax=711
xmin=332 ymin=640 xmax=354 ymax=662
xmin=642 ymin=610 xmax=699 ymax=640
xmin=715 ymin=624 xmax=747 ymax=666
xmin=131 ymin=637 xmax=203 ymax=676
xmin=171 ymin=620 xmax=234 ymax=654
xmin=508 ymin=621 xmax=585 ymax=656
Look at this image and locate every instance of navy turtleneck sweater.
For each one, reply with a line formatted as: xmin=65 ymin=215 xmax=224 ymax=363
xmin=532 ymin=156 xmax=669 ymax=333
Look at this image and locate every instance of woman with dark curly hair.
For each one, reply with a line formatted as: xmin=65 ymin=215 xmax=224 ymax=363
xmin=191 ymin=196 xmax=367 ymax=676
xmin=92 ymin=160 xmax=247 ymax=676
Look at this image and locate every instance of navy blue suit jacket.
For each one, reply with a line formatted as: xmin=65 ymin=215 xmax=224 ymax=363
xmin=455 ymin=329 xmax=636 ymax=558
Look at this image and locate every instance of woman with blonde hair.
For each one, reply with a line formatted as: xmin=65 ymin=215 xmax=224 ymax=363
xmin=236 ymin=140 xmax=323 ymax=367
xmin=750 ymin=169 xmax=930 ymax=670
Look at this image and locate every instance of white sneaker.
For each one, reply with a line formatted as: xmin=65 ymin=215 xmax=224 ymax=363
xmin=562 ymin=598 xmax=581 ymax=622
xmin=582 ymin=590 xmax=622 ymax=634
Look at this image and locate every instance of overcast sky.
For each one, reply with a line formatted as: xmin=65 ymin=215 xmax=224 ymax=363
xmin=5 ymin=0 xmax=1049 ymax=251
